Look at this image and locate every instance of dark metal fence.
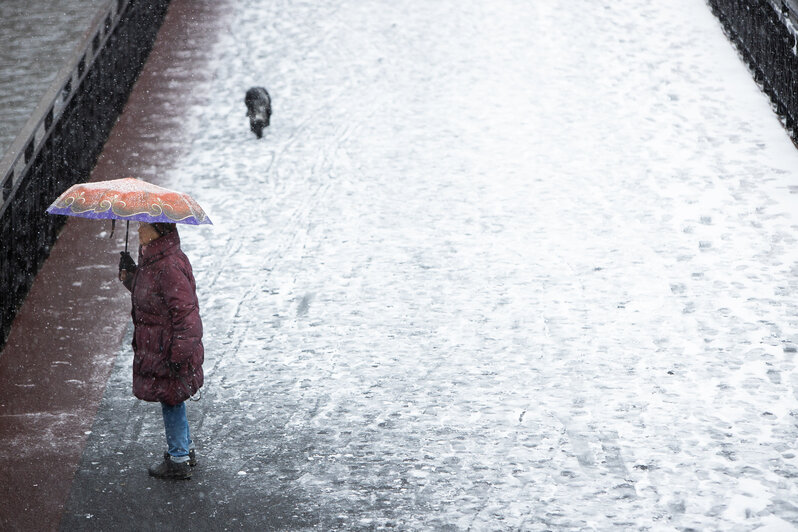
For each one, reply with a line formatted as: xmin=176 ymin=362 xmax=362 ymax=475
xmin=0 ymin=0 xmax=172 ymax=351
xmin=708 ymin=0 xmax=798 ymax=140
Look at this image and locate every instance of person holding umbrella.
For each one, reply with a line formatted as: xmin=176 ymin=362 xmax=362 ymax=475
xmin=119 ymin=221 xmax=204 ymax=480
xmin=47 ymin=178 xmax=211 ymax=480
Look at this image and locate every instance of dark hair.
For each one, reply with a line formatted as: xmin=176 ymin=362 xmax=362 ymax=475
xmin=151 ymin=222 xmax=177 ymax=236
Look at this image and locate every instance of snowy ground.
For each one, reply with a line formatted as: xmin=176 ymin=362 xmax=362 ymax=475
xmin=81 ymin=0 xmax=798 ymax=529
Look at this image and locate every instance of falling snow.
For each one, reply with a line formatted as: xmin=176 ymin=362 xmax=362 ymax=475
xmin=54 ymin=0 xmax=798 ymax=529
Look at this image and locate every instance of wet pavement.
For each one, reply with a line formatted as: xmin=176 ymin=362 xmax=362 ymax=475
xmin=0 ymin=0 xmax=109 ymax=160
xmin=0 ymin=1 xmax=226 ymax=529
xmin=6 ymin=0 xmax=798 ymax=530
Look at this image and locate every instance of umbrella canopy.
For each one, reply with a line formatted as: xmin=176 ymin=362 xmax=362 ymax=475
xmin=46 ymin=177 xmax=212 ymax=225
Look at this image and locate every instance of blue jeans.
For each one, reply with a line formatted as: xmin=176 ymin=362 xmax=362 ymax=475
xmin=161 ymin=401 xmax=193 ymax=462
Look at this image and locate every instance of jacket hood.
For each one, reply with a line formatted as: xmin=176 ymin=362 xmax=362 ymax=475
xmin=139 ymin=229 xmax=181 ymax=266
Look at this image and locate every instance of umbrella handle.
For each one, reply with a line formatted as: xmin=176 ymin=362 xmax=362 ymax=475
xmin=125 ymin=220 xmax=129 ymax=253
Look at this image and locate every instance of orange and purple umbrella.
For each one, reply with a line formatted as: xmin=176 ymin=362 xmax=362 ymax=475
xmin=47 ymin=177 xmax=211 ymax=224
xmin=46 ymin=177 xmax=212 ymax=250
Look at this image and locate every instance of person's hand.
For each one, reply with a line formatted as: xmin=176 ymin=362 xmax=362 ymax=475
xmin=119 ymin=251 xmax=137 ymax=273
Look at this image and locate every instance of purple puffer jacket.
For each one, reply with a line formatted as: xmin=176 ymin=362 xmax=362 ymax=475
xmin=126 ymin=230 xmax=204 ymax=405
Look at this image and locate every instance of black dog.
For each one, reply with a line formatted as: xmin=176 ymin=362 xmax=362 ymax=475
xmin=245 ymin=87 xmax=271 ymax=138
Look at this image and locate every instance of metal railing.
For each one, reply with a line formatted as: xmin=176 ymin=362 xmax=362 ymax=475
xmin=708 ymin=0 xmax=798 ymax=141
xmin=0 ymin=0 xmax=172 ymax=351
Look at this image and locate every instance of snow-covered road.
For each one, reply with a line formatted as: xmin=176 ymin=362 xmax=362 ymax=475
xmin=74 ymin=0 xmax=798 ymax=529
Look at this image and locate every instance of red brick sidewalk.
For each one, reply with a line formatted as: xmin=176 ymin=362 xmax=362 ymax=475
xmin=0 ymin=2 xmax=226 ymax=529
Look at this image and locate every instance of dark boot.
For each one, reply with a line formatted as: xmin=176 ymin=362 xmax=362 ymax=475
xmin=149 ymin=455 xmax=192 ymax=480
xmin=164 ymin=449 xmax=197 ymax=467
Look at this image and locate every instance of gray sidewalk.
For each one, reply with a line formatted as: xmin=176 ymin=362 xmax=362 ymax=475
xmin=53 ymin=0 xmax=798 ymax=529
xmin=61 ymin=326 xmax=317 ymax=530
